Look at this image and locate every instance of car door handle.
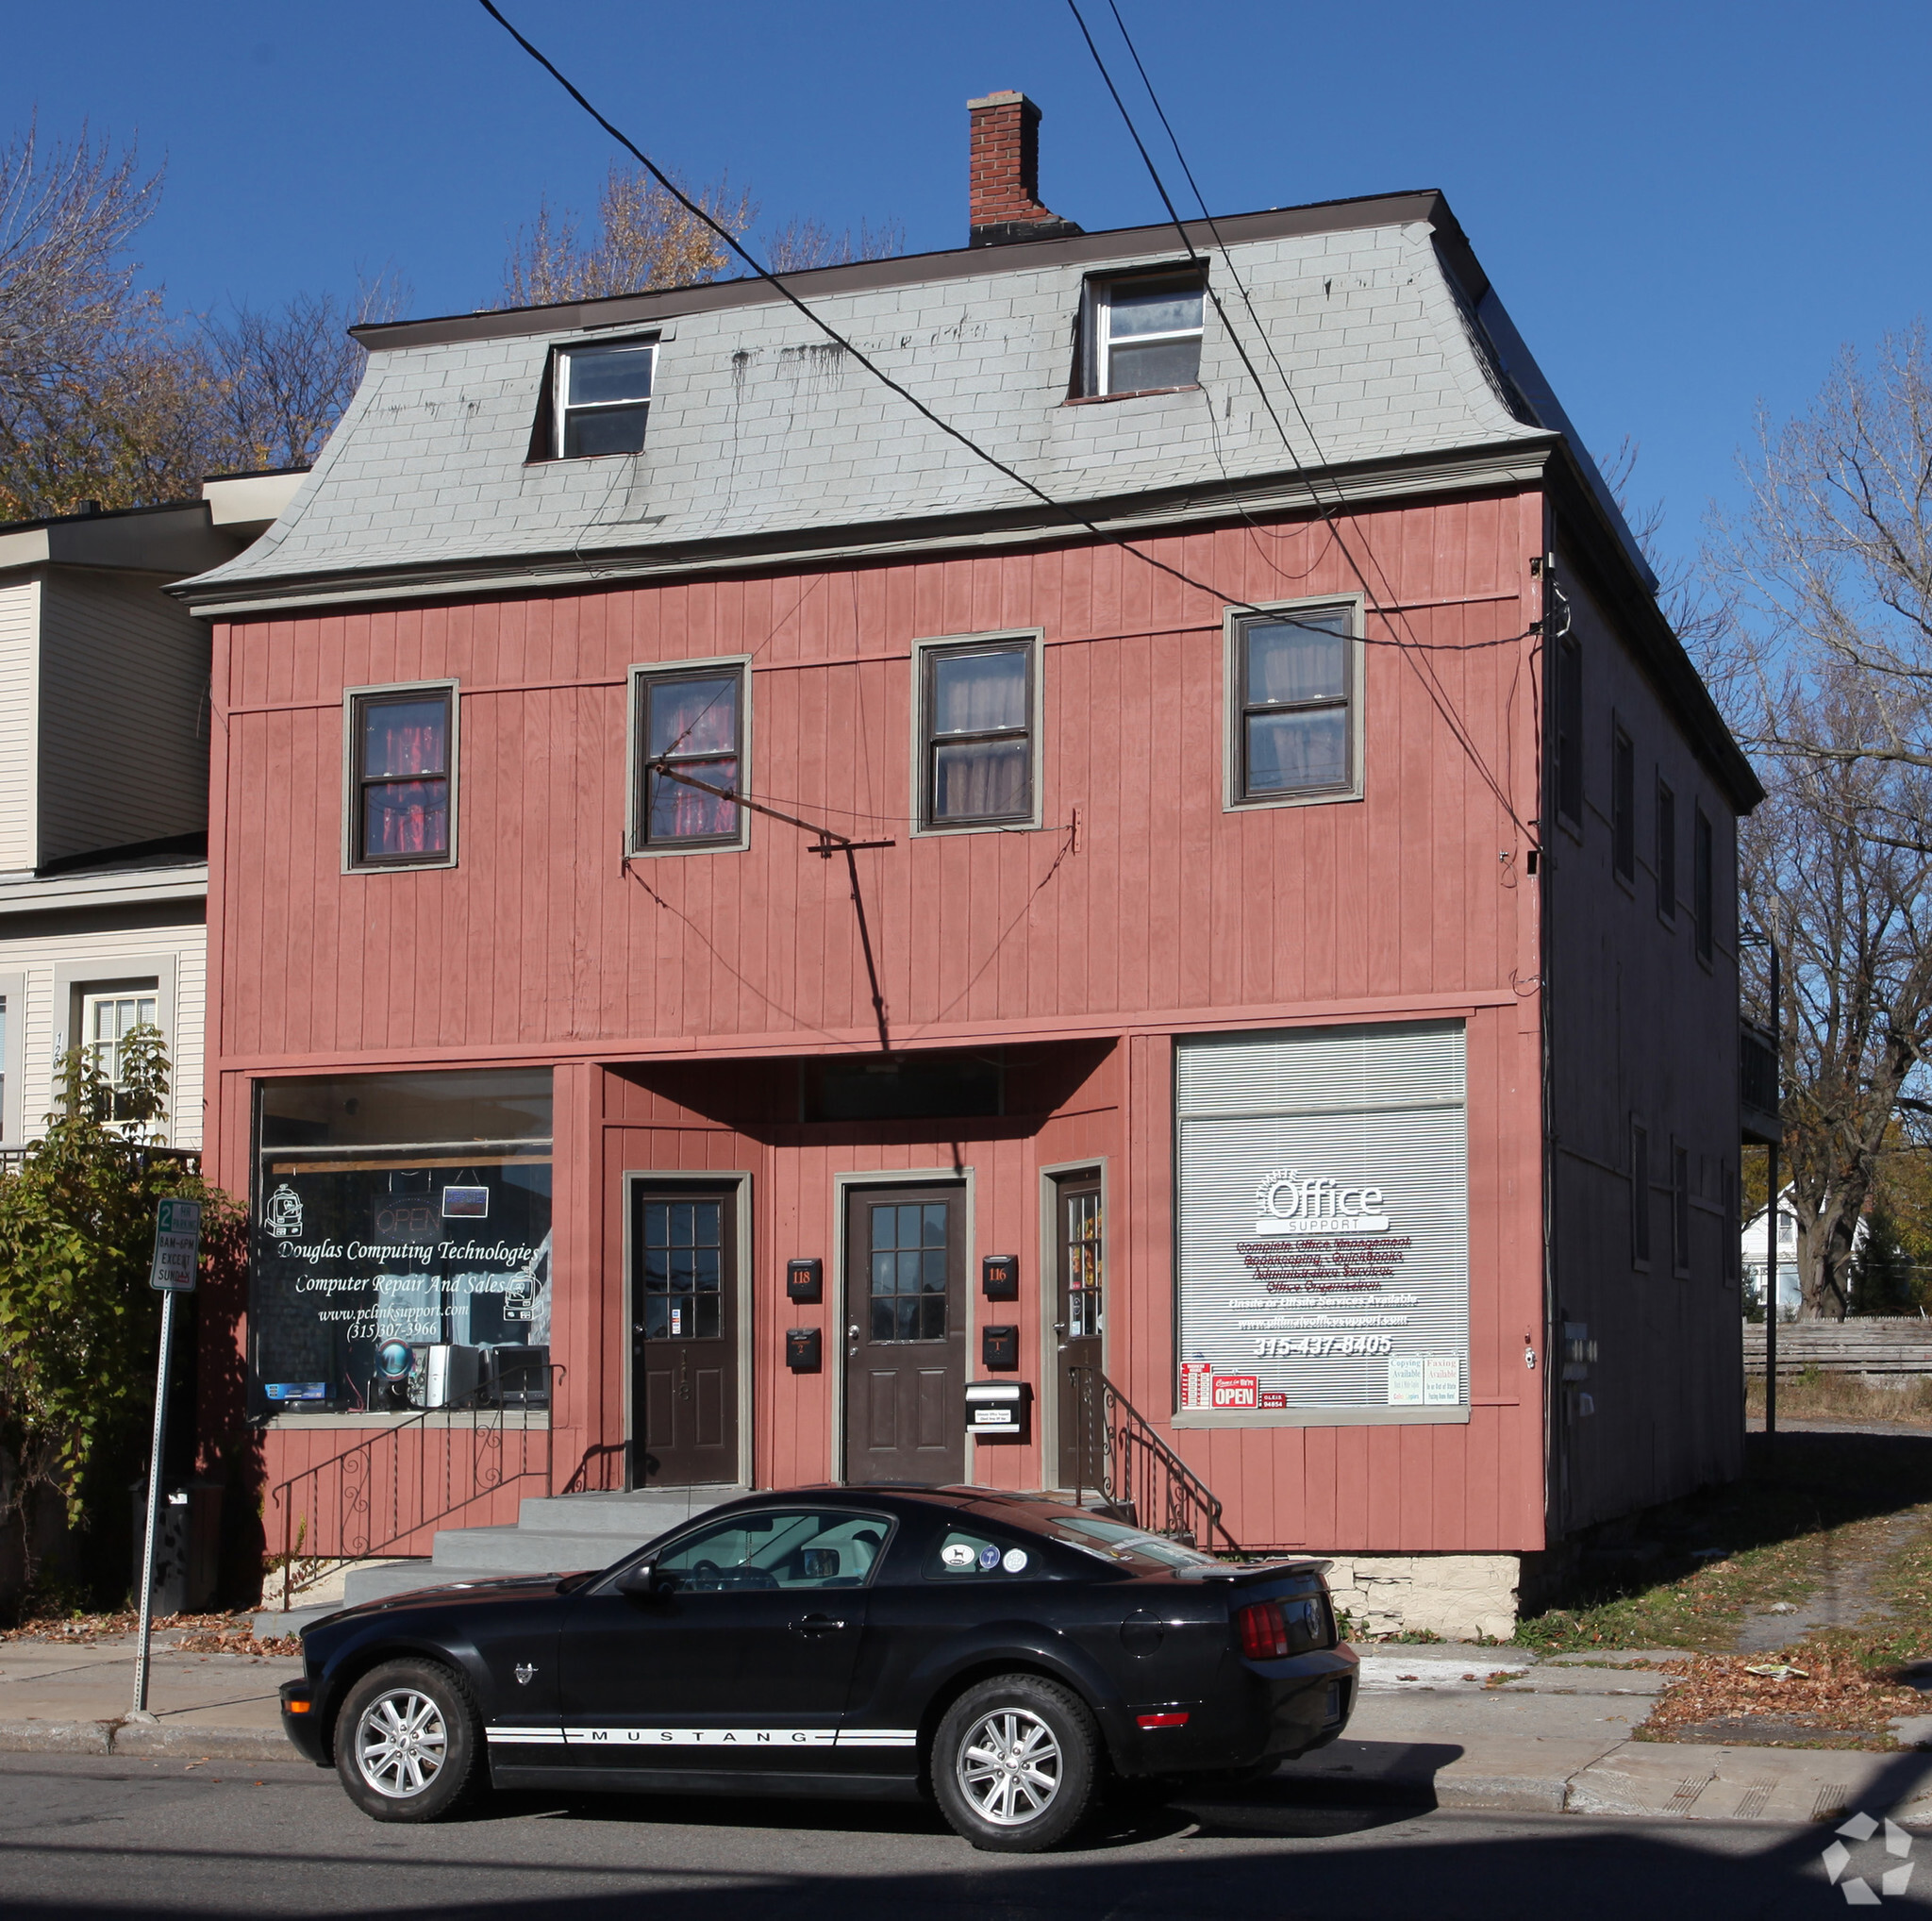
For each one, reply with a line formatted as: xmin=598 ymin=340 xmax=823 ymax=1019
xmin=791 ymin=1613 xmax=848 ymax=1636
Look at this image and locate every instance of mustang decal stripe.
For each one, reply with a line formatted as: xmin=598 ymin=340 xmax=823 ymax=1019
xmin=486 ymin=1726 xmax=920 ymax=1748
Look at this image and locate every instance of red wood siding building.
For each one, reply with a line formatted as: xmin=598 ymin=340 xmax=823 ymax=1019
xmin=182 ymin=152 xmax=1758 ymax=1629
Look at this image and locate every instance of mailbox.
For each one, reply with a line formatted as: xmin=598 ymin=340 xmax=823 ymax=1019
xmin=981 ymin=1253 xmax=1020 ymax=1301
xmin=785 ymin=1328 xmax=823 ymax=1373
xmin=981 ymin=1325 xmax=1019 ymax=1370
xmin=965 ymin=1378 xmax=1031 ymax=1442
xmin=786 ymin=1258 xmax=823 ymax=1304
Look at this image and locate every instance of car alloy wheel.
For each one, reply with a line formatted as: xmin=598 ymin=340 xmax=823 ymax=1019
xmin=354 ymin=1687 xmax=448 ymax=1798
xmin=334 ymin=1659 xmax=484 ymax=1823
xmin=957 ymin=1708 xmax=1062 ymax=1826
xmin=933 ymin=1674 xmax=1098 ymax=1851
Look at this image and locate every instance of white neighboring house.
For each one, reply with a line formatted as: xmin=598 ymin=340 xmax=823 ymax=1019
xmin=1740 ymin=1188 xmax=1868 ymax=1321
xmin=0 ymin=473 xmax=307 ymax=1153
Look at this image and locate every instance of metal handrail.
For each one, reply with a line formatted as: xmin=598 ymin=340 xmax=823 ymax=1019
xmin=1066 ymin=1364 xmax=1240 ymax=1554
xmin=266 ymin=1363 xmax=559 ymax=1609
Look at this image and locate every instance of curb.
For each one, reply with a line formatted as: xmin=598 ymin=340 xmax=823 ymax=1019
xmin=0 ymin=1719 xmax=299 ymax=1762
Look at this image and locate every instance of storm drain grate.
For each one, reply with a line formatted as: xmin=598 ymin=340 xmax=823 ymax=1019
xmin=1735 ymin=1778 xmax=1776 ymax=1820
xmin=1812 ymin=1787 xmax=1850 ymax=1824
xmin=1665 ymin=1774 xmax=1715 ymax=1814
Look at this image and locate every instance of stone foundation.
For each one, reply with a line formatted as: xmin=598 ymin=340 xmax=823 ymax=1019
xmin=1316 ymin=1552 xmax=1523 ymax=1642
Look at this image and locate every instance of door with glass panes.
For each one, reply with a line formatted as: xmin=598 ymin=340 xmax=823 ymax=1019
xmin=842 ymin=1185 xmax=966 ymax=1485
xmin=629 ymin=1186 xmax=739 ymax=1487
xmin=1053 ymin=1174 xmax=1105 ymax=1490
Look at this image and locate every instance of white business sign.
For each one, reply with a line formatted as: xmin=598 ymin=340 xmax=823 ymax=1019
xmin=1175 ymin=1024 xmax=1469 ymax=1418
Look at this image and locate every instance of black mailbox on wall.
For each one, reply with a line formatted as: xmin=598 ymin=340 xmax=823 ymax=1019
xmin=785 ymin=1328 xmax=822 ymax=1372
xmin=787 ymin=1259 xmax=823 ymax=1304
xmin=981 ymin=1253 xmax=1019 ymax=1300
xmin=982 ymin=1325 xmax=1019 ymax=1370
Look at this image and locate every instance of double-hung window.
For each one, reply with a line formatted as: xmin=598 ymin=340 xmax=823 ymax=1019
xmin=554 ymin=339 xmax=655 ymax=458
xmin=916 ymin=635 xmax=1040 ymax=831
xmin=1611 ymin=724 xmax=1635 ymax=882
xmin=1693 ymin=806 xmax=1714 ymax=963
xmin=1656 ymin=778 xmax=1677 ymax=923
xmin=1227 ymin=601 xmax=1360 ymax=806
xmin=83 ymin=988 xmax=159 ymax=1128
xmin=346 ymin=684 xmax=456 ymax=870
xmin=631 ymin=660 xmax=747 ymax=854
xmin=1080 ymin=273 xmax=1205 ymax=396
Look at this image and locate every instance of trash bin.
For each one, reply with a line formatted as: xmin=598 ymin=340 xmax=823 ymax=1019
xmin=131 ymin=1479 xmax=224 ymax=1613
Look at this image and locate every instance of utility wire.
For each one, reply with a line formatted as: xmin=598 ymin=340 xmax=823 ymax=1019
xmin=479 ymin=0 xmax=1538 ymax=832
xmin=1072 ymin=0 xmax=1538 ymax=842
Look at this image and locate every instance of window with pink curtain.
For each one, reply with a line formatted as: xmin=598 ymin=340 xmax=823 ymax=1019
xmin=641 ymin=671 xmax=741 ymax=846
xmin=356 ymin=693 xmax=451 ymax=862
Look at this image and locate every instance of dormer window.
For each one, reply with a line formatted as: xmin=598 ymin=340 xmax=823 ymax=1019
xmin=555 ymin=339 xmax=655 ymax=457
xmin=1080 ymin=273 xmax=1205 ymax=397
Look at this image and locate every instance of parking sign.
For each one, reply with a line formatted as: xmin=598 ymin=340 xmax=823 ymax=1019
xmin=149 ymin=1198 xmax=203 ymax=1293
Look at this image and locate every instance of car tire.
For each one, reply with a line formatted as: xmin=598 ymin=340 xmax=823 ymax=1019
xmin=932 ymin=1674 xmax=1099 ymax=1853
xmin=334 ymin=1659 xmax=485 ymax=1823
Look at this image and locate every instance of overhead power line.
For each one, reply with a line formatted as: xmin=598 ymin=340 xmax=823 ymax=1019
xmin=476 ymin=0 xmax=1539 ymax=837
xmin=1067 ymin=0 xmax=1538 ymax=842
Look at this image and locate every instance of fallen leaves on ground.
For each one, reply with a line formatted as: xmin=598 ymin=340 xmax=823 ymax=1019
xmin=1640 ymin=1647 xmax=1924 ymax=1748
xmin=173 ymin=1627 xmax=301 ymax=1657
xmin=0 ymin=1612 xmax=296 ymax=1655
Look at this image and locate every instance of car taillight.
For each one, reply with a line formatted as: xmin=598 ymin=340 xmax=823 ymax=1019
xmin=1235 ymin=1599 xmax=1291 ymax=1659
xmin=1234 ymin=1594 xmax=1329 ymax=1658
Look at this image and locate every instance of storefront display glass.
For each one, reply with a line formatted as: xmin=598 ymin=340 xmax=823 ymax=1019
xmin=251 ymin=1069 xmax=552 ymax=1414
xmin=1174 ymin=1024 xmax=1470 ymax=1421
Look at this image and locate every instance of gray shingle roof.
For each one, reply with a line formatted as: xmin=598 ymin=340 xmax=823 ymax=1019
xmin=181 ymin=198 xmax=1568 ymax=611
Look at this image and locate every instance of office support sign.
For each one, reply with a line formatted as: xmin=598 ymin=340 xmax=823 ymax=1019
xmin=1174 ymin=1024 xmax=1470 ymax=1420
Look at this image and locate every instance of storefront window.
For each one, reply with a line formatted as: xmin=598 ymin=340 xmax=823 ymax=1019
xmin=252 ymin=1069 xmax=552 ymax=1415
xmin=1174 ymin=1023 xmax=1470 ymax=1422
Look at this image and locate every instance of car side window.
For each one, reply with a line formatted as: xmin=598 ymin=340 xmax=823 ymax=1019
xmin=654 ymin=1510 xmax=891 ymax=1594
xmin=924 ymin=1525 xmax=1047 ymax=1581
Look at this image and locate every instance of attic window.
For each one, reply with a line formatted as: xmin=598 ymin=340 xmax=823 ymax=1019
xmin=554 ymin=339 xmax=655 ymax=457
xmin=1080 ymin=272 xmax=1205 ymax=397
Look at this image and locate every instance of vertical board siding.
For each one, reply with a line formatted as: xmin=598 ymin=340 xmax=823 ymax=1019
xmin=0 ymin=578 xmax=39 ymax=870
xmin=218 ymin=496 xmax=1556 ymax=1557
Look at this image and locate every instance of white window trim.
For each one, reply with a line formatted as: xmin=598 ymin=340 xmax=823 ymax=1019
xmin=51 ymin=957 xmax=177 ymax=1145
xmin=1083 ymin=273 xmax=1206 ymax=398
xmin=553 ymin=336 xmax=658 ymax=460
xmin=341 ymin=679 xmax=460 ymax=875
xmin=625 ymin=654 xmax=754 ymax=859
xmin=0 ymin=969 xmax=25 ymax=1145
xmin=1222 ymin=593 xmax=1366 ymax=812
xmin=908 ymin=629 xmax=1046 ymax=838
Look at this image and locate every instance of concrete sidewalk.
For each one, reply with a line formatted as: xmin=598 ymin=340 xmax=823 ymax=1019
xmin=4 ymin=1631 xmax=1930 ymax=1826
xmin=1283 ymin=1647 xmax=1932 ymax=1826
xmin=0 ymin=1630 xmax=299 ymax=1759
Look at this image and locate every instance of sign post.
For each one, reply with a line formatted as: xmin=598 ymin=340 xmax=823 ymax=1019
xmin=130 ymin=1197 xmax=201 ymax=1721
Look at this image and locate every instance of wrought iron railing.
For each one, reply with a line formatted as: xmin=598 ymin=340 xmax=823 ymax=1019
xmin=1066 ymin=1364 xmax=1240 ymax=1553
xmin=266 ymin=1366 xmax=559 ymax=1609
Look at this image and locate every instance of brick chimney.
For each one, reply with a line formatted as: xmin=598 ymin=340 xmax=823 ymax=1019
xmin=967 ymin=91 xmax=1083 ymax=247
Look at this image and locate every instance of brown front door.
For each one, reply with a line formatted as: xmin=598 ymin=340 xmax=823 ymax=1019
xmin=1054 ymin=1173 xmax=1105 ymax=1491
xmin=631 ymin=1186 xmax=740 ymax=1487
xmin=843 ymin=1184 xmax=966 ymax=1485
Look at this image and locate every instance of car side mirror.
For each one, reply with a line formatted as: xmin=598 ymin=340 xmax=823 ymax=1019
xmin=616 ymin=1561 xmax=661 ymax=1598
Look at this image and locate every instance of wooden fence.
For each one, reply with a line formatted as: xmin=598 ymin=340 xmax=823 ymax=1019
xmin=1742 ymin=1316 xmax=1932 ymax=1376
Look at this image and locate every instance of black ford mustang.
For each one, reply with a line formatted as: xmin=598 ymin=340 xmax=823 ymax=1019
xmin=281 ymin=1485 xmax=1357 ymax=1851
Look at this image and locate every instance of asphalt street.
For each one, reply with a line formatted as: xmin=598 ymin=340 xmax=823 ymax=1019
xmin=0 ymin=1753 xmax=1918 ymax=1920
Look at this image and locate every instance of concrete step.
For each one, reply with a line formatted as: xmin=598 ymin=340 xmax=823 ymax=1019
xmin=431 ymin=1526 xmax=649 ymax=1573
xmin=514 ymin=1488 xmax=747 ymax=1534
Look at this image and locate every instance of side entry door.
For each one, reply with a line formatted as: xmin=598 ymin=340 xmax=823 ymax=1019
xmin=843 ymin=1185 xmax=966 ymax=1485
xmin=557 ymin=1507 xmax=890 ymax=1775
xmin=1052 ymin=1173 xmax=1105 ymax=1492
xmin=630 ymin=1186 xmax=739 ymax=1487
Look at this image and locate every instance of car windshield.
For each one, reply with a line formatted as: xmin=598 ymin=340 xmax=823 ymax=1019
xmin=1029 ymin=1512 xmax=1221 ymax=1572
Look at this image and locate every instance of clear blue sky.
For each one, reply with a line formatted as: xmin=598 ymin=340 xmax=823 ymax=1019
xmin=7 ymin=0 xmax=1928 ymax=577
